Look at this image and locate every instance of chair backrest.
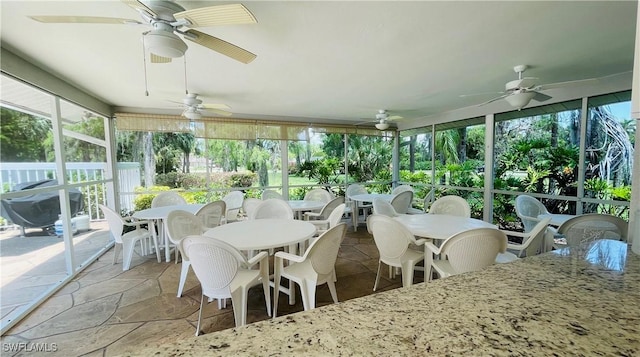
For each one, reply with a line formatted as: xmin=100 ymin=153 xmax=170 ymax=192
xmin=558 ymin=213 xmax=628 ymax=246
xmin=326 ymin=203 xmax=346 ymax=228
xmin=518 ymin=217 xmax=552 ymax=258
xmin=391 ymin=184 xmax=414 ymax=195
xmin=440 ymin=228 xmax=507 ymax=274
xmin=242 ymin=198 xmax=263 ymax=219
xmin=302 ymin=223 xmax=347 ymax=275
xmin=316 ymin=196 xmax=345 ymax=220
xmin=390 ymin=190 xmax=413 ymax=214
xmin=372 ymin=199 xmax=398 ymax=217
xmin=261 ymin=189 xmax=284 ymax=200
xmin=196 ymin=201 xmax=226 ymax=230
xmin=165 ymin=210 xmax=203 ymax=259
xmin=151 ymin=192 xmax=186 ymax=208
xmin=222 ymin=191 xmax=244 ymax=221
xmin=99 ymin=204 xmax=125 ymax=244
xmin=251 ymin=198 xmax=294 ymax=220
xmin=346 ymin=184 xmax=368 ymax=197
xmin=429 ymin=195 xmax=471 ymax=217
xmin=422 ymin=189 xmax=435 ymax=211
xmin=304 ymin=188 xmax=334 ymax=203
xmin=367 ymin=214 xmax=420 ymax=261
xmin=183 ymin=235 xmax=247 ymax=298
xmin=515 ymin=195 xmax=549 ymax=232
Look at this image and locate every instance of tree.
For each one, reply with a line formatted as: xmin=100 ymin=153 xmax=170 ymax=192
xmin=0 ymin=108 xmax=51 ymax=162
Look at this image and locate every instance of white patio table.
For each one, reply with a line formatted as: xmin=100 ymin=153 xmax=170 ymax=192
xmin=288 ymin=200 xmax=325 ymax=220
xmin=394 ymin=213 xmax=497 ymax=241
xmin=349 ymin=193 xmax=395 ymax=231
xmin=538 ymin=213 xmax=574 ymax=227
xmin=132 ymin=203 xmax=205 ymax=262
xmin=204 ymin=218 xmax=316 ymax=304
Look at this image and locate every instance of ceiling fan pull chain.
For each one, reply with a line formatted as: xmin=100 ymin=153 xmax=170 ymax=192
xmin=141 ymin=35 xmax=149 ymax=96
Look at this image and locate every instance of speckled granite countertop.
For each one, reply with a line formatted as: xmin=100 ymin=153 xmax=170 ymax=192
xmin=123 ymin=240 xmax=640 ymax=356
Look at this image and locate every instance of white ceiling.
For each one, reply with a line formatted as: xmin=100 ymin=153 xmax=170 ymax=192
xmin=0 ymin=1 xmax=637 ymax=130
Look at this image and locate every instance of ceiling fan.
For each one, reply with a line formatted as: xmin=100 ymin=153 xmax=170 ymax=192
xmin=465 ymin=64 xmax=602 ymax=110
xmin=173 ymin=93 xmax=232 ymax=120
xmin=357 ymin=109 xmax=403 ymax=130
xmin=29 ymin=1 xmax=257 ymax=64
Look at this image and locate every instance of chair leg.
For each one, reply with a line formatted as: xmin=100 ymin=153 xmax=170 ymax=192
xmin=112 ymin=243 xmax=121 ymax=265
xmin=260 ymin=263 xmax=272 ymax=317
xmin=122 ymin=239 xmax=136 ymax=271
xmin=230 ymin=288 xmax=246 ymax=327
xmin=177 ymin=260 xmax=190 ymax=297
xmin=272 ymin=265 xmax=281 ymax=318
xmin=195 ymin=292 xmax=205 ymax=336
xmin=327 ymin=277 xmax=338 ymax=304
xmin=373 ymin=260 xmax=382 ymax=291
xmin=401 ymin=262 xmax=415 ymax=288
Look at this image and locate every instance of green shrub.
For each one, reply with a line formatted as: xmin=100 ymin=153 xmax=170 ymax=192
xmin=133 ymin=186 xmax=176 ymax=211
xmin=181 ymin=173 xmax=206 ymax=189
xmin=229 ymin=172 xmax=257 ymax=188
xmin=155 ymin=172 xmax=181 ymax=188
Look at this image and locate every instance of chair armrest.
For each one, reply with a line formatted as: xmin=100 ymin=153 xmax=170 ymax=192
xmin=304 ymin=212 xmax=322 ymax=220
xmin=274 ymin=251 xmax=305 ymax=263
xmin=247 ymin=251 xmax=269 ymax=267
xmin=424 ymin=241 xmax=441 ymax=254
xmin=506 ymin=243 xmax=524 ymax=251
xmin=499 ymin=230 xmax=528 ymax=238
xmin=414 ymin=238 xmax=428 ymax=246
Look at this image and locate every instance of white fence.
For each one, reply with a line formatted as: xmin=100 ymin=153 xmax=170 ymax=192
xmin=0 ymin=162 xmax=141 ymax=221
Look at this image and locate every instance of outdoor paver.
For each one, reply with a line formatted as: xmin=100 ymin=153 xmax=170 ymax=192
xmin=108 ymin=293 xmax=200 ymax=323
xmin=104 ymin=319 xmax=196 ymax=356
xmin=119 ymin=279 xmax=162 ymax=307
xmin=72 ymin=278 xmax=147 ymax=305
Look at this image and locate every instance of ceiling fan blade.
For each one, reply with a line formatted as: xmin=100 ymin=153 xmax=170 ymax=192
xmin=477 ymin=94 xmax=509 ymax=106
xmin=201 ymin=103 xmax=231 ymax=110
xmin=29 ymin=16 xmax=141 ymax=24
xmin=388 ymin=115 xmax=403 ymax=121
xmin=120 ymin=0 xmax=157 ymax=18
xmin=150 ymin=53 xmax=172 ymax=63
xmin=532 ymin=91 xmax=552 ymax=102
xmin=183 ymin=29 xmax=256 ymax=64
xmin=174 ymin=4 xmax=257 ymax=27
xmin=459 ymin=91 xmax=504 ymax=98
xmin=204 ymin=108 xmax=233 ymax=117
xmin=535 ymin=77 xmax=598 ymax=91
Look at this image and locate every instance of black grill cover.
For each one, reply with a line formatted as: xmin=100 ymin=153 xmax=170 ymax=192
xmin=0 ymin=179 xmax=84 ymax=228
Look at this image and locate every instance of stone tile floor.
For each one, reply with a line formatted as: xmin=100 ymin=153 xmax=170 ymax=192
xmin=0 ymin=224 xmax=419 ymax=356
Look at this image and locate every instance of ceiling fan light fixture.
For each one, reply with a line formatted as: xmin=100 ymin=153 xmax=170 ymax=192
xmin=145 ymin=30 xmax=187 ymax=58
xmin=184 ymin=109 xmax=202 ymax=120
xmin=505 ymin=91 xmax=536 ymax=109
xmin=375 ymin=122 xmax=390 ymax=130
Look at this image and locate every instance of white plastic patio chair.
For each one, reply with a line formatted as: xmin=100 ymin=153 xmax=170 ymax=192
xmin=391 ymin=184 xmax=414 ymax=195
xmin=425 ymin=228 xmax=507 ymax=281
xmin=183 ymin=235 xmax=271 ymax=335
xmin=151 ymin=191 xmax=186 ymax=208
xmin=407 ymin=189 xmax=435 ymax=214
xmin=251 ymin=198 xmax=294 ymax=220
xmin=372 ymin=199 xmax=398 ymax=217
xmin=390 ymin=190 xmax=413 ymax=214
xmin=196 ymin=200 xmax=226 ymax=230
xmin=272 ymin=223 xmax=347 ymax=317
xmin=304 ymin=188 xmax=334 ymax=204
xmin=261 ymin=189 xmax=284 ymax=200
xmin=515 ymin=195 xmax=550 ymax=232
xmin=241 ymin=197 xmax=262 ymax=220
xmin=346 ymin=184 xmax=372 ymax=230
xmin=309 ymin=203 xmax=346 ymax=236
xmin=429 ymin=195 xmax=471 ymax=217
xmin=557 ymin=213 xmax=628 ymax=247
xmin=304 ymin=196 xmax=344 ymax=221
xmin=165 ymin=210 xmax=204 ymax=297
xmin=495 ymin=217 xmax=552 ymax=263
xmin=367 ymin=214 xmax=428 ymax=290
xmin=99 ymin=204 xmax=159 ymax=271
xmin=222 ymin=191 xmax=244 ymax=223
